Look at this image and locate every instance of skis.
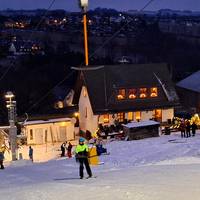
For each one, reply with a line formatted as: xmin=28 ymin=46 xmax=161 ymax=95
xmin=80 ymin=176 xmax=97 ymax=179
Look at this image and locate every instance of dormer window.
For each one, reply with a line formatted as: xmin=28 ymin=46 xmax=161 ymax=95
xmin=139 ymin=88 xmax=147 ymax=98
xmin=150 ymin=87 xmax=158 ymax=97
xmin=117 ymin=89 xmax=126 ymax=100
xmin=128 ymin=89 xmax=137 ymax=99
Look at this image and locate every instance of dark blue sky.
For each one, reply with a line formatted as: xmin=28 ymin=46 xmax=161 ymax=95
xmin=1 ymin=0 xmax=200 ymax=11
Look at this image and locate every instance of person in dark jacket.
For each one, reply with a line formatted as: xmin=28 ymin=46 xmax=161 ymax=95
xmin=60 ymin=142 xmax=66 ymax=157
xmin=67 ymin=142 xmax=73 ymax=158
xmin=191 ymin=122 xmax=197 ymax=137
xmin=179 ymin=120 xmax=186 ymax=138
xmin=0 ymin=144 xmax=6 ymax=169
xmin=75 ymin=137 xmax=92 ymax=179
xmin=29 ymin=146 xmax=33 ymax=162
xmin=186 ymin=121 xmax=191 ymax=138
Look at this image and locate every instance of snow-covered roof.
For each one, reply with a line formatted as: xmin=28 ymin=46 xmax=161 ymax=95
xmin=123 ymin=120 xmax=160 ymax=128
xmin=22 ymin=118 xmax=72 ymax=126
xmin=176 ymin=70 xmax=200 ymax=93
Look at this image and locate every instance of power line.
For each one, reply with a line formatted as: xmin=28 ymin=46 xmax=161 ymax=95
xmin=24 ymin=70 xmax=75 ymax=113
xmin=0 ymin=61 xmax=14 ymax=82
xmin=0 ymin=0 xmax=57 ymax=82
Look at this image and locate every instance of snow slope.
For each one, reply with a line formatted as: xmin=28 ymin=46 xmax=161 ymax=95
xmin=1 ymin=131 xmax=200 ymax=200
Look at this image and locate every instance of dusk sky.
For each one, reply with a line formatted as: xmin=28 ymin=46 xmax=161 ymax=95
xmin=1 ymin=0 xmax=200 ymax=11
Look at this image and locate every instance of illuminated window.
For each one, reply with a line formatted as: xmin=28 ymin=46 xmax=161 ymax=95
xmin=128 ymin=89 xmax=137 ymax=99
xmin=57 ymin=101 xmax=64 ymax=108
xmin=117 ymin=113 xmax=125 ymax=122
xmin=153 ymin=109 xmax=162 ymax=121
xmin=103 ymin=114 xmax=109 ymax=123
xmin=117 ymin=89 xmax=126 ymax=100
xmin=30 ymin=129 xmax=33 ymax=140
xmin=128 ymin=112 xmax=133 ymax=121
xmin=150 ymin=87 xmax=158 ymax=97
xmin=83 ymin=87 xmax=87 ymax=97
xmin=135 ymin=111 xmax=141 ymax=121
xmin=139 ymin=88 xmax=147 ymax=98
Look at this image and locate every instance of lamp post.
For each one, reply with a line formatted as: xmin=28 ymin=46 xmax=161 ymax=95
xmin=79 ymin=0 xmax=89 ymax=66
xmin=5 ymin=91 xmax=17 ymax=161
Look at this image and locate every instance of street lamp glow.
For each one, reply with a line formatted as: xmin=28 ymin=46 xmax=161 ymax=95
xmin=5 ymin=91 xmax=14 ymax=99
xmin=80 ymin=0 xmax=88 ymax=9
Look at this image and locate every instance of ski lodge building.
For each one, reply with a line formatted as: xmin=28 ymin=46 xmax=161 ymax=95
xmin=74 ymin=63 xmax=179 ymax=134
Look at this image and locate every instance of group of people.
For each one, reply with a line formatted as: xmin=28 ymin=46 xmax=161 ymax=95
xmin=0 ymin=137 xmax=97 ymax=179
xmin=60 ymin=141 xmax=73 ymax=158
xmin=179 ymin=120 xmax=198 ymax=138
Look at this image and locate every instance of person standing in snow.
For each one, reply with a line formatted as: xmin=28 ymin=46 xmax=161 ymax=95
xmin=0 ymin=144 xmax=7 ymax=169
xmin=186 ymin=120 xmax=191 ymax=138
xmin=29 ymin=146 xmax=33 ymax=162
xmin=179 ymin=120 xmax=186 ymax=138
xmin=67 ymin=142 xmax=73 ymax=158
xmin=75 ymin=137 xmax=92 ymax=179
xmin=191 ymin=122 xmax=197 ymax=137
xmin=60 ymin=142 xmax=66 ymax=157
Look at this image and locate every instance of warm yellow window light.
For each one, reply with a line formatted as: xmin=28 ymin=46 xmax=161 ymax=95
xmin=74 ymin=112 xmax=79 ymax=117
xmin=117 ymin=94 xmax=124 ymax=100
xmin=135 ymin=111 xmax=141 ymax=121
xmin=139 ymin=88 xmax=147 ymax=98
xmin=83 ymin=87 xmax=87 ymax=97
xmin=150 ymin=87 xmax=158 ymax=97
xmin=57 ymin=101 xmax=64 ymax=108
xmin=128 ymin=89 xmax=137 ymax=99
xmin=103 ymin=114 xmax=109 ymax=123
xmin=117 ymin=89 xmax=126 ymax=100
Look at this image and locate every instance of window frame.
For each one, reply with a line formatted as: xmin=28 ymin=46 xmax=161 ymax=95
xmin=128 ymin=88 xmax=137 ymax=99
xmin=117 ymin=113 xmax=125 ymax=122
xmin=150 ymin=87 xmax=158 ymax=98
xmin=30 ymin=129 xmax=33 ymax=140
xmin=117 ymin=88 xmax=126 ymax=100
xmin=103 ymin=114 xmax=109 ymax=123
xmin=139 ymin=88 xmax=148 ymax=98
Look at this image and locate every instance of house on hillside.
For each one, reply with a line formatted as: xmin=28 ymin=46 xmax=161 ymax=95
xmin=176 ymin=70 xmax=200 ymax=113
xmin=74 ymin=63 xmax=179 ymax=134
xmin=21 ymin=117 xmax=76 ymax=145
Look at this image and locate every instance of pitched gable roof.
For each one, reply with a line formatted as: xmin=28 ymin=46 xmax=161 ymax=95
xmin=81 ymin=63 xmax=179 ymax=114
xmin=176 ymin=70 xmax=200 ymax=93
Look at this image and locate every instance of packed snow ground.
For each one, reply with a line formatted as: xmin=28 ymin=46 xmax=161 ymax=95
xmin=1 ymin=131 xmax=200 ymax=200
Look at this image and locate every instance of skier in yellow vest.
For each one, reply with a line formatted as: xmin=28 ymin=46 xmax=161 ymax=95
xmin=75 ymin=137 xmax=92 ymax=179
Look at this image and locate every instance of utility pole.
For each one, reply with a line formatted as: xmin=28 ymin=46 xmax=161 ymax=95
xmin=5 ymin=91 xmax=17 ymax=161
xmin=79 ymin=0 xmax=89 ymax=66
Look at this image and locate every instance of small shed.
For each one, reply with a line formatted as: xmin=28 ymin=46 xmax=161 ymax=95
xmin=22 ymin=118 xmax=75 ymax=145
xmin=123 ymin=120 xmax=160 ymax=140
